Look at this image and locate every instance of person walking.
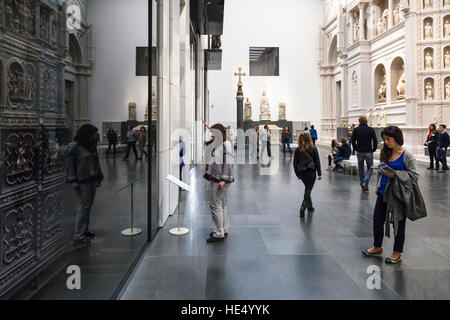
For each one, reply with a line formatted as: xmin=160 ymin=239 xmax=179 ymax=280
xmin=424 ymin=124 xmax=439 ymax=170
xmin=122 ymin=126 xmax=138 ymax=160
xmin=106 ymin=127 xmax=118 ymax=158
xmin=250 ymin=125 xmax=258 ymax=162
xmin=328 ymin=139 xmax=339 ymax=170
xmin=137 ymin=126 xmax=148 ymax=160
xmin=437 ymin=124 xmax=450 ymax=172
xmin=333 ymin=138 xmax=351 ymax=172
xmin=64 ymin=124 xmax=104 ymax=245
xmin=255 ymin=126 xmax=260 ymax=160
xmin=203 ymin=123 xmax=235 ymax=243
xmin=351 ymin=116 xmax=378 ymax=192
xmin=265 ymin=125 xmax=272 ymax=158
xmin=179 ymin=136 xmax=186 ymax=180
xmin=293 ymin=133 xmax=322 ymax=218
xmin=362 ymin=126 xmax=426 ymax=264
xmin=281 ymin=126 xmax=293 ymax=156
xmin=309 ymin=125 xmax=318 ymax=145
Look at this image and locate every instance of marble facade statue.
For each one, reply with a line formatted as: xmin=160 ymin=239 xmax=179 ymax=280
xmin=397 ymin=65 xmax=406 ymax=100
xmin=382 ymin=9 xmax=389 ymax=30
xmin=446 ymin=0 xmax=450 ymax=7
xmin=259 ymin=88 xmax=271 ymax=121
xmin=425 ymin=82 xmax=433 ymax=99
xmin=424 ymin=0 xmax=432 ymax=9
xmin=446 ymin=82 xmax=450 ymax=99
xmin=377 ymin=18 xmax=386 ymax=35
xmin=353 ymin=11 xmax=359 ymax=42
xmin=371 ymin=110 xmax=379 ymax=128
xmin=425 ymin=52 xmax=433 ymax=70
xmin=445 ymin=51 xmax=450 ymax=68
xmin=128 ymin=102 xmax=137 ymax=121
xmin=379 ymin=107 xmax=387 ymax=127
xmin=378 ymin=74 xmax=387 ymax=103
xmin=424 ymin=22 xmax=433 ymax=39
xmin=278 ymin=102 xmax=286 ymax=121
xmin=244 ymin=97 xmax=252 ymax=120
xmin=445 ymin=21 xmax=450 ymax=37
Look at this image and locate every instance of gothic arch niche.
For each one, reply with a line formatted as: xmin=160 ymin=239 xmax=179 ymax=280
xmin=374 ymin=64 xmax=387 ymax=104
xmin=391 ymin=57 xmax=405 ymax=101
xmin=444 ymin=15 xmax=450 ymax=38
xmin=328 ymin=35 xmax=338 ymax=65
xmin=444 ymin=46 xmax=450 ymax=68
xmin=424 ymin=17 xmax=433 ymax=40
xmin=424 ymin=77 xmax=435 ymax=100
xmin=444 ymin=77 xmax=450 ymax=99
xmin=68 ymin=33 xmax=82 ymax=65
xmin=424 ymin=47 xmax=434 ymax=70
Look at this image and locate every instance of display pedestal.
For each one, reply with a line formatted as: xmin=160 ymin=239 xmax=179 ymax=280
xmin=166 ymin=175 xmax=192 ymax=237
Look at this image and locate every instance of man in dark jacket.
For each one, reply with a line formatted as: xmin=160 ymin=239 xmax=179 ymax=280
xmin=106 ymin=127 xmax=118 ymax=158
xmin=351 ymin=116 xmax=378 ymax=191
xmin=122 ymin=126 xmax=139 ymax=160
xmin=437 ymin=124 xmax=450 ymax=172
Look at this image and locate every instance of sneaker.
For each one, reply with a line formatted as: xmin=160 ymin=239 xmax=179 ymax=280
xmin=210 ymin=232 xmax=228 ymax=237
xmin=206 ymin=236 xmax=225 ymax=243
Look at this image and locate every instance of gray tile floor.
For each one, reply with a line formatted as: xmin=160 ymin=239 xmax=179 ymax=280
xmin=120 ymin=147 xmax=450 ymax=300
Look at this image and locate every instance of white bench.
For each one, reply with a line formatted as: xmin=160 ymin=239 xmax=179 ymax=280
xmin=341 ymin=155 xmax=380 ymax=175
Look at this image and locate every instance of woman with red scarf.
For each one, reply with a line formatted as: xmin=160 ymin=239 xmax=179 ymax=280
xmin=424 ymin=124 xmax=439 ymax=170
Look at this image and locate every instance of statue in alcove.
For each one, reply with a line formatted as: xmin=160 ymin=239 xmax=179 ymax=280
xmin=244 ymin=98 xmax=252 ymax=121
xmin=371 ymin=111 xmax=379 ymax=128
xmin=445 ymin=82 xmax=450 ymax=99
xmin=424 ymin=22 xmax=433 ymax=39
xmin=378 ymin=74 xmax=387 ymax=103
xmin=380 ymin=107 xmax=387 ymax=127
xmin=424 ymin=0 xmax=432 ymax=9
xmin=446 ymin=0 xmax=450 ymax=7
xmin=394 ymin=6 xmax=400 ymax=25
xmin=425 ymin=52 xmax=433 ymax=70
xmin=377 ymin=18 xmax=385 ymax=35
xmin=353 ymin=11 xmax=360 ymax=41
xmin=382 ymin=9 xmax=389 ymax=30
xmin=425 ymin=82 xmax=433 ymax=100
xmin=397 ymin=65 xmax=406 ymax=100
xmin=445 ymin=21 xmax=450 ymax=37
xmin=445 ymin=51 xmax=450 ymax=68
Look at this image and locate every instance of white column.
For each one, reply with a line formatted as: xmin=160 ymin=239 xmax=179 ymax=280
xmin=359 ymin=4 xmax=365 ymax=40
xmin=388 ymin=0 xmax=394 ymax=28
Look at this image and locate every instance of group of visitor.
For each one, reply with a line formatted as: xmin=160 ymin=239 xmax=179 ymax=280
xmin=425 ymin=124 xmax=449 ymax=172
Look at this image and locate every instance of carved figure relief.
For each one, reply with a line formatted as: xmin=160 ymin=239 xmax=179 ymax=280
xmin=43 ymin=69 xmax=58 ymax=108
xmin=378 ymin=73 xmax=387 ymax=103
xmin=352 ymin=71 xmax=358 ymax=106
xmin=7 ymin=61 xmax=36 ymax=109
xmin=445 ymin=51 xmax=450 ymax=68
xmin=244 ymin=98 xmax=252 ymax=121
xmin=424 ymin=0 xmax=432 ymax=9
xmin=128 ymin=102 xmax=137 ymax=121
xmin=397 ymin=65 xmax=406 ymax=100
xmin=3 ymin=204 xmax=34 ymax=265
xmin=260 ymin=88 xmax=271 ymax=121
xmin=425 ymin=81 xmax=434 ymax=99
xmin=446 ymin=82 xmax=450 ymax=99
xmin=278 ymin=102 xmax=286 ymax=121
xmin=5 ymin=0 xmax=37 ymax=38
xmin=5 ymin=133 xmax=35 ymax=186
xmin=424 ymin=22 xmax=433 ymax=39
xmin=425 ymin=52 xmax=433 ymax=70
xmin=40 ymin=5 xmax=57 ymax=46
xmin=445 ymin=21 xmax=450 ymax=38
xmin=446 ymin=0 xmax=450 ymax=7
xmin=42 ymin=192 xmax=64 ymax=242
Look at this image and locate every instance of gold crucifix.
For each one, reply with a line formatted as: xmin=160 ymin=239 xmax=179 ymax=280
xmin=234 ymin=67 xmax=246 ymax=85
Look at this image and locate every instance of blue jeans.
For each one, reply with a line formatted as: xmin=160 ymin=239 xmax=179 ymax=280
xmin=139 ymin=142 xmax=148 ymax=158
xmin=74 ymin=179 xmax=97 ymax=239
xmin=437 ymin=147 xmax=448 ymax=170
xmin=333 ymin=156 xmax=344 ymax=169
xmin=357 ymin=152 xmax=374 ymax=186
xmin=282 ymin=141 xmax=292 ymax=155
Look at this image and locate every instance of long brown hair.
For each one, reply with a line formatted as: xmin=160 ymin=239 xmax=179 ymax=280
xmin=210 ymin=123 xmax=227 ymax=142
xmin=298 ymin=133 xmax=313 ymax=152
xmin=380 ymin=126 xmax=404 ymax=162
xmin=429 ymin=123 xmax=436 ymax=133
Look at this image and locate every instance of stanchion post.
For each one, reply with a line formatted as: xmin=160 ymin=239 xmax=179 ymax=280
xmin=121 ymin=181 xmax=142 ymax=236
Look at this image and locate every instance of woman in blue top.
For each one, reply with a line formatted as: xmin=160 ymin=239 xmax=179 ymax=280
xmin=362 ymin=126 xmax=413 ymax=264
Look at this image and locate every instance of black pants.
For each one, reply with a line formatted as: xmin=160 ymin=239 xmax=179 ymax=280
xmin=124 ymin=141 xmax=138 ymax=159
xmin=267 ymin=141 xmax=272 ymax=157
xmin=373 ymin=195 xmax=406 ymax=253
xmin=428 ymin=144 xmax=439 ymax=169
xmin=107 ymin=141 xmax=117 ymax=156
xmin=328 ymin=154 xmax=336 ymax=167
xmin=298 ymin=169 xmax=316 ymax=209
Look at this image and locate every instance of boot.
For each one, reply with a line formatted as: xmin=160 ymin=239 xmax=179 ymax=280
xmin=307 ymin=199 xmax=315 ymax=213
xmin=300 ymin=201 xmax=307 ymax=218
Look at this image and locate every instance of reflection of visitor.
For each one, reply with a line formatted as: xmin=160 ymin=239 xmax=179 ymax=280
xmin=106 ymin=127 xmax=118 ymax=158
xmin=137 ymin=126 xmax=148 ymax=160
xmin=123 ymin=126 xmax=138 ymax=160
xmin=179 ymin=136 xmax=186 ymax=181
xmin=64 ymin=124 xmax=104 ymax=245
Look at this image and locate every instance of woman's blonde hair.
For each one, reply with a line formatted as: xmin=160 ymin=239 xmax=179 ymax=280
xmin=298 ymin=133 xmax=313 ymax=151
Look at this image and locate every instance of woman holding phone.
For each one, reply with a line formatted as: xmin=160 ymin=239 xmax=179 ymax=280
xmin=362 ymin=126 xmax=420 ymax=264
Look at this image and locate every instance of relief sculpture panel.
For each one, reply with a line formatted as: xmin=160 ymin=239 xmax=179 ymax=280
xmin=7 ymin=60 xmax=36 ymax=110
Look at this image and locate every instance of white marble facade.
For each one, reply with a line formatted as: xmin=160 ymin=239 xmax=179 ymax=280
xmin=320 ymin=0 xmax=450 ymax=156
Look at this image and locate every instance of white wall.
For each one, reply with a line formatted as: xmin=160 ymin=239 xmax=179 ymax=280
xmin=208 ymin=0 xmax=323 ymax=130
xmin=87 ymin=0 xmax=148 ymax=135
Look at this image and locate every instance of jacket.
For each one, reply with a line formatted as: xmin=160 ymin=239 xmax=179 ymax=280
xmin=204 ymin=140 xmax=235 ymax=183
xmin=126 ymin=130 xmax=138 ymax=143
xmin=107 ymin=131 xmax=118 ymax=144
xmin=425 ymin=131 xmax=438 ymax=148
xmin=380 ymin=150 xmax=427 ymax=237
xmin=437 ymin=131 xmax=450 ymax=148
xmin=138 ymin=131 xmax=147 ymax=143
xmin=337 ymin=143 xmax=351 ymax=159
xmin=293 ymin=146 xmax=322 ymax=177
xmin=309 ymin=129 xmax=318 ymax=140
xmin=64 ymin=142 xmax=104 ymax=183
xmin=282 ymin=131 xmax=291 ymax=143
xmin=351 ymin=124 xmax=378 ymax=153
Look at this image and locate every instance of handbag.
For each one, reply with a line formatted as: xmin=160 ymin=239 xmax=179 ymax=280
xmin=303 ymin=148 xmax=316 ymax=170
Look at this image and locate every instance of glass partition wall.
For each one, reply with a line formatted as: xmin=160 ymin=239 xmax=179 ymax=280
xmin=0 ymin=0 xmax=154 ymax=300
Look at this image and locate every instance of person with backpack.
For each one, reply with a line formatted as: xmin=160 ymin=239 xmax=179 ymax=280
xmin=309 ymin=125 xmax=318 ymax=145
xmin=203 ymin=123 xmax=235 ymax=243
xmin=293 ymin=133 xmax=322 ymax=218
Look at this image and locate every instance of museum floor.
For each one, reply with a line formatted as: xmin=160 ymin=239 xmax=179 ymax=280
xmin=120 ymin=146 xmax=450 ymax=300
